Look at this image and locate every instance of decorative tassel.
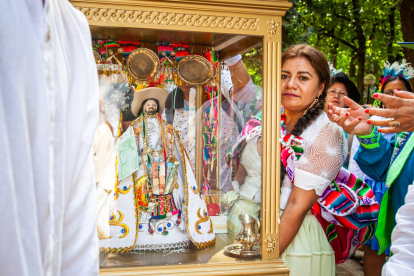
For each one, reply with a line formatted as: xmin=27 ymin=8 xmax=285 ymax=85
xmin=162 ymin=219 xmax=169 ymax=236
xmin=176 ymin=211 xmax=182 ymax=226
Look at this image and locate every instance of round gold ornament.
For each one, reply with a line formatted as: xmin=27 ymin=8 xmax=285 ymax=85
xmin=177 ymin=55 xmax=213 ymax=85
xmin=126 ymin=48 xmax=160 ymax=82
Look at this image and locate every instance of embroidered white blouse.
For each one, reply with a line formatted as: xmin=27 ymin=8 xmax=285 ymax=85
xmin=280 ymin=112 xmax=347 ymax=210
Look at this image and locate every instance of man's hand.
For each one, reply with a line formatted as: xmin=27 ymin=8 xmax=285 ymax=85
xmin=327 ymin=96 xmax=372 ymax=136
xmin=366 ymin=90 xmax=414 ymax=133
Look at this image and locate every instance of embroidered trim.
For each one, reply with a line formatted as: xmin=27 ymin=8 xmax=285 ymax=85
xmin=390 ymin=132 xmax=410 ymax=164
xmin=208 ymin=218 xmax=213 ymax=234
xmin=109 ymin=210 xmax=129 ymax=239
xmin=386 ymin=132 xmax=414 ymax=186
xmin=97 ymin=225 xmax=113 ymax=240
xmin=117 ymin=185 xmax=131 ymax=196
xmin=134 ymin=173 xmax=150 ymax=211
xmin=357 ymin=126 xmax=380 ymax=149
xmin=195 ymin=208 xmax=209 ymax=234
xmin=178 ymin=132 xmax=215 ymax=249
xmin=134 ymin=240 xmax=191 ymax=251
xmin=176 ymin=129 xmax=195 ymax=172
xmin=114 ymin=157 xmax=120 ymax=200
xmin=150 ymin=193 xmax=179 ymax=219
xmin=101 ymin=171 xmax=140 ymax=254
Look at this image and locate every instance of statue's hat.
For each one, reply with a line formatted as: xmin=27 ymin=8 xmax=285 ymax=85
xmin=131 ymin=87 xmax=169 ymax=116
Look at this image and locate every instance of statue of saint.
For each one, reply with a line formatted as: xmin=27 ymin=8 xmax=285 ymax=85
xmin=99 ymin=87 xmax=215 ymax=253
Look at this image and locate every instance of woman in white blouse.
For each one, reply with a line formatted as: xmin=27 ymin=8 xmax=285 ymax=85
xmin=279 ymin=45 xmax=346 ymax=276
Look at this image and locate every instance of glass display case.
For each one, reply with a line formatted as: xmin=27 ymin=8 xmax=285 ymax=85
xmin=70 ymin=0 xmax=292 ymax=275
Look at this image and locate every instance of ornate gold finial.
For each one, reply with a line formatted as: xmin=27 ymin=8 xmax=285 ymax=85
xmin=265 ymin=236 xmax=278 ymax=256
xmin=267 ymin=19 xmax=280 ymax=38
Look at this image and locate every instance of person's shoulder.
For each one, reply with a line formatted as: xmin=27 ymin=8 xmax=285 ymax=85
xmin=321 ymin=112 xmax=346 ymax=138
xmin=313 ymin=112 xmax=344 ymax=136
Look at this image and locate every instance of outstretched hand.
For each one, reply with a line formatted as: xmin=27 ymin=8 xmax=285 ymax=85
xmin=366 ymin=90 xmax=414 ymax=133
xmin=327 ymin=96 xmax=373 ymax=136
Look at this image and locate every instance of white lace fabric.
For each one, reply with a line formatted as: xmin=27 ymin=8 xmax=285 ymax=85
xmin=280 ymin=113 xmax=347 ymax=209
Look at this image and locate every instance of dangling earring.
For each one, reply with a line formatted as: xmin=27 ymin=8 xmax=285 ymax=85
xmin=302 ymin=97 xmax=319 ymax=116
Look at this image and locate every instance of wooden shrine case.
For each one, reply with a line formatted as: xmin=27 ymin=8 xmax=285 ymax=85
xmin=70 ymin=0 xmax=292 ymax=275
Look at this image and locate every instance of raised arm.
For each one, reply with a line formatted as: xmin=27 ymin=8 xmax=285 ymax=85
xmin=327 ymin=96 xmax=395 ymax=182
xmin=353 ymin=126 xmax=394 ymax=182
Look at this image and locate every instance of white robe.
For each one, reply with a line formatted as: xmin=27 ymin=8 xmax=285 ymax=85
xmin=99 ymin=116 xmax=215 ymax=251
xmin=0 ymin=0 xmax=99 ymax=275
xmin=382 ymin=183 xmax=414 ymax=276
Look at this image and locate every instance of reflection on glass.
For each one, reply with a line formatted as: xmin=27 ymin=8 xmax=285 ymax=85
xmin=93 ymin=44 xmax=263 ymax=267
xmin=220 ymin=54 xmax=263 ymax=238
xmin=164 ymin=85 xmax=197 ymax=169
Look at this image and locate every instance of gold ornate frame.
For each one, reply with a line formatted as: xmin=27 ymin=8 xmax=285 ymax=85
xmin=70 ymin=0 xmax=291 ymax=274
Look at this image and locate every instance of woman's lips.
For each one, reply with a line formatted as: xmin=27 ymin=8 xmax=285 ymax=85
xmin=282 ymin=93 xmax=299 ymax=97
xmin=332 ymin=100 xmax=340 ymax=105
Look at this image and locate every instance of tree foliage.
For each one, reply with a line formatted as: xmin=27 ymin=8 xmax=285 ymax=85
xmin=282 ymin=0 xmax=405 ymax=102
xmin=242 ymin=47 xmax=263 ymax=86
xmin=241 ymin=1 xmax=411 ymax=104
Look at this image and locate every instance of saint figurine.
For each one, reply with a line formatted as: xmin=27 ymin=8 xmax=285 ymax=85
xmin=99 ymin=87 xmax=215 ymax=253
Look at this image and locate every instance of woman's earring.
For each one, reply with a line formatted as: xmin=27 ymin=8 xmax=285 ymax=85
xmin=302 ymin=98 xmax=319 ymax=116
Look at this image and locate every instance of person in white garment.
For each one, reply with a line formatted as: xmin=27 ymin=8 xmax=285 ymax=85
xmin=225 ymin=112 xmax=262 ymax=235
xmin=382 ymin=183 xmax=414 ymax=275
xmin=164 ymin=55 xmax=257 ymax=192
xmin=93 ymin=101 xmax=116 ymax=186
xmin=98 ymin=87 xmax=215 ymax=253
xmin=165 ymin=84 xmax=198 ymax=168
xmin=0 ymin=0 xmax=99 ymax=275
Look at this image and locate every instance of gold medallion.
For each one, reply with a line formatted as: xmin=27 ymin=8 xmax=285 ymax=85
xmin=126 ymin=48 xmax=160 ymax=82
xmin=177 ymin=55 xmax=213 ymax=85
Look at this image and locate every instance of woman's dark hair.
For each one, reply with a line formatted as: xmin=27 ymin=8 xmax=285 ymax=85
xmin=280 ymin=44 xmax=330 ymax=181
xmin=381 ymin=76 xmax=413 ymax=93
xmin=138 ymin=98 xmax=160 ymax=115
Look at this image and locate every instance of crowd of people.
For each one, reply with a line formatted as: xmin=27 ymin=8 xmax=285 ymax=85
xmin=276 ymin=44 xmax=414 ymax=276
xmin=2 ymin=1 xmax=414 ymax=275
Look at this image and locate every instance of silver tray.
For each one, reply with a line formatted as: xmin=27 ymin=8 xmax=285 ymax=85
xmin=224 ymin=244 xmax=260 ymax=258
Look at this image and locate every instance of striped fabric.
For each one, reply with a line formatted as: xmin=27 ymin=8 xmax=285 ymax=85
xmin=280 ymin=109 xmax=379 ymax=264
xmin=311 ymin=167 xmax=379 ymax=263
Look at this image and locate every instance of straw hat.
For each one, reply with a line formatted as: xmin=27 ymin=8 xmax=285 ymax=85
xmin=131 ymin=87 xmax=168 ymax=116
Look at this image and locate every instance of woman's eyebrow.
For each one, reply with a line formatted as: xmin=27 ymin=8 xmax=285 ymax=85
xmin=297 ymin=71 xmax=313 ymax=77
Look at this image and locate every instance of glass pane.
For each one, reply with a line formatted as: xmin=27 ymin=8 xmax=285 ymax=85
xmin=216 ymin=49 xmax=263 ymax=244
xmin=93 ymin=39 xmax=263 ymax=268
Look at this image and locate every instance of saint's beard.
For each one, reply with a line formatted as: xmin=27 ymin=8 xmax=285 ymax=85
xmin=145 ymin=108 xmax=156 ymax=115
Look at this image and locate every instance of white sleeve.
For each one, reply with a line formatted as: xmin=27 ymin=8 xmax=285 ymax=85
xmin=382 ymin=184 xmax=414 ymax=276
xmin=348 ymin=135 xmax=366 ymax=180
xmin=294 ymin=122 xmax=345 ymax=196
